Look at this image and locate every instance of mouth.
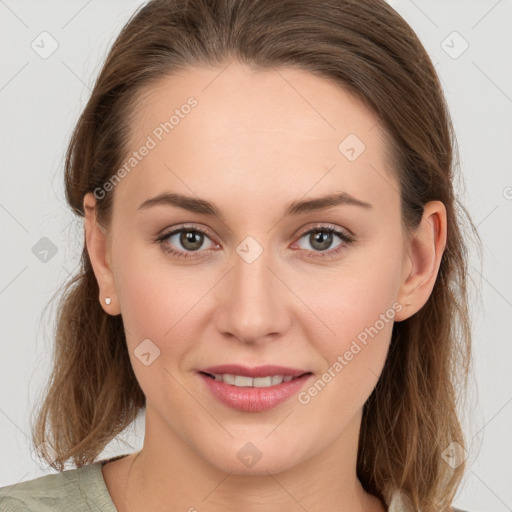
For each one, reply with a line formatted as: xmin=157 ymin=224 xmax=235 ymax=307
xmin=197 ymin=370 xmax=314 ymax=412
xmin=199 ymin=371 xmax=312 ymax=388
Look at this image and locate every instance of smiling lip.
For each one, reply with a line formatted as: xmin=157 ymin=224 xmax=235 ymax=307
xmin=197 ymin=365 xmax=313 ymax=412
xmin=199 ymin=364 xmax=309 ymax=378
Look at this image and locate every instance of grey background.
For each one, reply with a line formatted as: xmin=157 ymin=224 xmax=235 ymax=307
xmin=1 ymin=1 xmax=511 ymax=510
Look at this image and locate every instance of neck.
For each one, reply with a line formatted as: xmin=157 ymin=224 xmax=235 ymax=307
xmin=112 ymin=404 xmax=386 ymax=512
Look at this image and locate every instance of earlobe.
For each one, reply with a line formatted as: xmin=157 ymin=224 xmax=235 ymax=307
xmin=394 ymin=200 xmax=447 ymax=322
xmin=83 ymin=193 xmax=121 ymax=315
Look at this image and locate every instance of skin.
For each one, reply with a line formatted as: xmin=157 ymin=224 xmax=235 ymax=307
xmin=83 ymin=61 xmax=447 ymax=512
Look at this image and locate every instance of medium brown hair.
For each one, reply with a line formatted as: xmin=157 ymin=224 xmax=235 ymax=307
xmin=31 ymin=1 xmax=480 ymax=510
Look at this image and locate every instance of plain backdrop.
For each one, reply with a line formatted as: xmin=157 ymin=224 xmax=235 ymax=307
xmin=1 ymin=1 xmax=511 ymax=510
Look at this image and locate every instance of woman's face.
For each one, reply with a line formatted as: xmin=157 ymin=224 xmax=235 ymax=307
xmin=86 ymin=62 xmax=441 ymax=476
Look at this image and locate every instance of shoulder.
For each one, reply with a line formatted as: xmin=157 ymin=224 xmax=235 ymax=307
xmin=0 ymin=460 xmax=117 ymax=512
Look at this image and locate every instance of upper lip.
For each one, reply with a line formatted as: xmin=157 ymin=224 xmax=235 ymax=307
xmin=199 ymin=364 xmax=311 ymax=378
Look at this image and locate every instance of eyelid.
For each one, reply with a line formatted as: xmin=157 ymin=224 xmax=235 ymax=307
xmin=157 ymin=223 xmax=218 ymax=243
xmin=294 ymin=221 xmax=353 ymax=238
xmin=157 ymin=223 xmax=350 ymax=243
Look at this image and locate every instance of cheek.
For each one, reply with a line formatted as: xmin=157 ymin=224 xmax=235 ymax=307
xmin=114 ymin=232 xmax=193 ymax=325
xmin=113 ymin=249 xmax=209 ymax=409
xmin=111 ymin=240 xmax=197 ymax=357
xmin=112 ymin=239 xmax=225 ymax=384
xmin=295 ymin=292 xmax=396 ymax=421
xmin=297 ymin=247 xmax=402 ymax=405
xmin=308 ymin=278 xmax=396 ymax=376
xmin=300 ymin=240 xmax=402 ymax=338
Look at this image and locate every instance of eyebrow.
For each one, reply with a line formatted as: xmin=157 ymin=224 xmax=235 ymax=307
xmin=137 ymin=191 xmax=373 ymax=221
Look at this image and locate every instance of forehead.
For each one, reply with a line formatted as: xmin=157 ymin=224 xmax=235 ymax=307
xmin=114 ymin=62 xmax=398 ymax=217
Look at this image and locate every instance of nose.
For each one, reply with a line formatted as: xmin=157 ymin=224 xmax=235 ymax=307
xmin=214 ymin=239 xmax=292 ymax=345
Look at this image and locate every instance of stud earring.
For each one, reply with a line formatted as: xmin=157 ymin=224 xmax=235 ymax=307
xmin=105 ymin=297 xmax=112 ymax=305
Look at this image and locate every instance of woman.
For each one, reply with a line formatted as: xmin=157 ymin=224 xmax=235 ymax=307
xmin=0 ymin=0 xmax=478 ymax=510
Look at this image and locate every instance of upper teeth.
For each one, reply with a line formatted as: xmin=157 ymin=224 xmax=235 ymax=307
xmin=210 ymin=374 xmax=297 ymax=387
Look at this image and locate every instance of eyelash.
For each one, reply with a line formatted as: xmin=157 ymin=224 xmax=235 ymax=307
xmin=155 ymin=223 xmax=355 ymax=261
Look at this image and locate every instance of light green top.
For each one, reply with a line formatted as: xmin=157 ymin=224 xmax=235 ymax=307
xmin=0 ymin=455 xmax=467 ymax=512
xmin=0 ymin=454 xmax=127 ymax=512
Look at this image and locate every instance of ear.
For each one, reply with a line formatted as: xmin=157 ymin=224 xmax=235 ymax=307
xmin=83 ymin=192 xmax=121 ymax=315
xmin=394 ymin=200 xmax=447 ymax=322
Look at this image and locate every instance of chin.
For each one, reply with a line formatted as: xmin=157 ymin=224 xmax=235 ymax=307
xmin=198 ymin=440 xmax=304 ymax=476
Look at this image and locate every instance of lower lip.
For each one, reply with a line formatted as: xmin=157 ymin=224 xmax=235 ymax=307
xmin=198 ymin=372 xmax=313 ymax=412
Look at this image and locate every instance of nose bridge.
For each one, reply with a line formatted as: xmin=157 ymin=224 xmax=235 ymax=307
xmin=234 ymin=236 xmax=272 ymax=298
xmin=215 ymin=234 xmax=290 ymax=343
